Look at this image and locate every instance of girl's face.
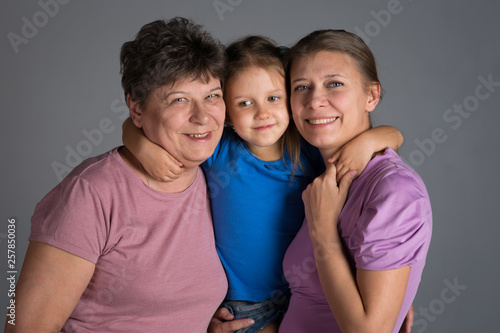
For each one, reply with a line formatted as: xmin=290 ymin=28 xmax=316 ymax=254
xmin=224 ymin=66 xmax=289 ymax=161
xmin=290 ymin=51 xmax=379 ymax=155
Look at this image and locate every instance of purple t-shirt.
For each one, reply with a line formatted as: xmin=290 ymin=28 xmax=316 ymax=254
xmin=280 ymin=148 xmax=432 ymax=333
xmin=30 ymin=148 xmax=228 ymax=332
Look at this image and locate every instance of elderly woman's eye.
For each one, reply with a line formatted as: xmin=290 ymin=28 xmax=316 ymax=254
xmin=329 ymin=82 xmax=343 ymax=88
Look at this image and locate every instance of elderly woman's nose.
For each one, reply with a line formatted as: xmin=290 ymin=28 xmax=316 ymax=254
xmin=190 ymin=103 xmax=210 ymax=124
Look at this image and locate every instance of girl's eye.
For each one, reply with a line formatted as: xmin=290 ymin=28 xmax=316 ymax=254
xmin=268 ymin=96 xmax=280 ymax=102
xmin=238 ymin=100 xmax=252 ymax=107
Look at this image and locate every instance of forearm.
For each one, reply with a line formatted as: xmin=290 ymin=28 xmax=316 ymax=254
xmin=311 ymin=224 xmax=407 ymax=333
xmin=122 ymin=117 xmax=148 ymax=161
xmin=363 ymin=125 xmax=404 ymax=152
xmin=6 ymin=242 xmax=95 ymax=333
xmin=310 ymin=229 xmax=371 ymax=333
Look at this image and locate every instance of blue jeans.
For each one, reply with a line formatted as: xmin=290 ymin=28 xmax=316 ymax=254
xmin=222 ymin=290 xmax=290 ymax=333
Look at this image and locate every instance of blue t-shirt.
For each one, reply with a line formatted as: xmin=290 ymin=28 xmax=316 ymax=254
xmin=203 ymin=127 xmax=324 ymax=301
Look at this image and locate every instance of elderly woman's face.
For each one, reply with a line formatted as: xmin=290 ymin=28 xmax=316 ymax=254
xmin=289 ymin=51 xmax=378 ymax=151
xmin=132 ymin=76 xmax=225 ymax=168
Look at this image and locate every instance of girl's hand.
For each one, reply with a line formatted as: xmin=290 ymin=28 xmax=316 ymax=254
xmin=329 ymin=125 xmax=404 ymax=180
xmin=328 ymin=137 xmax=375 ymax=182
xmin=140 ymin=142 xmax=184 ymax=182
xmin=122 ymin=117 xmax=183 ymax=182
xmin=302 ymin=164 xmax=356 ymax=238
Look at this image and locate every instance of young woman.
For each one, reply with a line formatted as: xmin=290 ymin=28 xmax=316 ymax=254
xmin=280 ymin=29 xmax=432 ymax=333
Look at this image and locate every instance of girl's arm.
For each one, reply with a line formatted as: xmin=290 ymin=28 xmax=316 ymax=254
xmin=122 ymin=118 xmax=183 ymax=182
xmin=302 ymin=166 xmax=410 ymax=333
xmin=329 ymin=125 xmax=403 ymax=180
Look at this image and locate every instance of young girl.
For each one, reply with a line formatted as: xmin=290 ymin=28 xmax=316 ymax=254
xmin=122 ymin=35 xmax=403 ymax=333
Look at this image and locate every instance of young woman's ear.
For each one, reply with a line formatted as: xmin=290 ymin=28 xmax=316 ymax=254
xmin=366 ymin=82 xmax=381 ymax=112
xmin=127 ymin=94 xmax=143 ymax=128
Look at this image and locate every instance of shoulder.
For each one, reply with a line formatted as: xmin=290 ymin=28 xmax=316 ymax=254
xmin=359 ymin=148 xmax=429 ymax=203
xmin=205 ymin=126 xmax=244 ymax=166
xmin=347 ymin=150 xmax=432 ymax=270
xmin=66 ymin=148 xmax=121 ymax=184
xmin=40 ymin=148 xmax=125 ymax=211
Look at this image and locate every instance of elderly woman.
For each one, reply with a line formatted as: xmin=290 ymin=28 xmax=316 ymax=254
xmin=280 ymin=30 xmax=432 ymax=333
xmin=6 ymin=18 xmax=230 ymax=332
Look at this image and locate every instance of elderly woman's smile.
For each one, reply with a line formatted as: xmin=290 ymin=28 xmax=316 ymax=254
xmin=129 ymin=76 xmax=226 ymax=169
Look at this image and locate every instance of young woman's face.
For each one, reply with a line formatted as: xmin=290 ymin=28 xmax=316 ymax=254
xmin=290 ymin=51 xmax=379 ymax=152
xmin=224 ymin=66 xmax=289 ymax=160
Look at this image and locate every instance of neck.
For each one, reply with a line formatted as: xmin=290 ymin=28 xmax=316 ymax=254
xmin=247 ymin=142 xmax=282 ymax=161
xmin=319 ymin=126 xmax=372 ymax=164
xmin=119 ymin=147 xmax=198 ymax=193
xmin=319 ymin=147 xmax=340 ymax=165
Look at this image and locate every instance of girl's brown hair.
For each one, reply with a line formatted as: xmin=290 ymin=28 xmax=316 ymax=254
xmin=225 ymin=36 xmax=302 ymax=173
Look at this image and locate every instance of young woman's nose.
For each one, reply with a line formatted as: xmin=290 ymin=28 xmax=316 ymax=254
xmin=306 ymin=88 xmax=328 ymax=110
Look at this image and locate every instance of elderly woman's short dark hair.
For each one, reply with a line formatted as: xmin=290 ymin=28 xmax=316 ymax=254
xmin=120 ymin=17 xmax=227 ymax=108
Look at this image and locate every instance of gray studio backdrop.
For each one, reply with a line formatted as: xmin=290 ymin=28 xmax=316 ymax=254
xmin=1 ymin=1 xmax=498 ymax=332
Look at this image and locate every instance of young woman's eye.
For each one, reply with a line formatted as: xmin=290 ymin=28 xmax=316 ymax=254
xmin=294 ymin=85 xmax=308 ymax=92
xmin=268 ymin=96 xmax=280 ymax=102
xmin=238 ymin=100 xmax=252 ymax=107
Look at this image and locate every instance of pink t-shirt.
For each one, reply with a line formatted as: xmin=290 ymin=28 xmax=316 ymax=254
xmin=280 ymin=148 xmax=432 ymax=333
xmin=30 ymin=147 xmax=228 ymax=332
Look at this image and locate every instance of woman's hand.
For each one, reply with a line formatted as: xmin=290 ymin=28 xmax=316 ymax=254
xmin=207 ymin=307 xmax=254 ymax=333
xmin=303 ymin=164 xmax=412 ymax=333
xmin=302 ymin=164 xmax=356 ymax=238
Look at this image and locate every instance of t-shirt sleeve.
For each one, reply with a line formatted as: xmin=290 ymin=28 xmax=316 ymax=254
xmin=352 ymin=170 xmax=432 ymax=271
xmin=29 ymin=176 xmax=108 ymax=264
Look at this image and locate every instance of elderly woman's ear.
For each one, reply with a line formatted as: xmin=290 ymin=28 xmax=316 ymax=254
xmin=127 ymin=94 xmax=143 ymax=128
